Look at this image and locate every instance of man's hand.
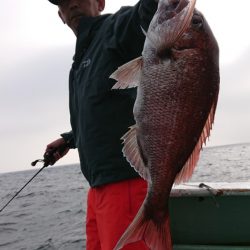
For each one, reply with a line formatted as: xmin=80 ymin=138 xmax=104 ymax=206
xmin=44 ymin=138 xmax=70 ymax=165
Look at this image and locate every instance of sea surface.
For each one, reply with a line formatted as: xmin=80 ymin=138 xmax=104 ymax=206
xmin=0 ymin=143 xmax=250 ymax=250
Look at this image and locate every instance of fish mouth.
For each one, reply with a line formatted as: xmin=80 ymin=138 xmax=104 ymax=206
xmin=168 ymin=0 xmax=196 ymax=35
xmin=164 ymin=0 xmax=190 ymax=20
xmin=146 ymin=0 xmax=196 ymax=54
xmin=166 ymin=0 xmax=194 ymax=16
xmin=160 ymin=0 xmax=196 ymax=46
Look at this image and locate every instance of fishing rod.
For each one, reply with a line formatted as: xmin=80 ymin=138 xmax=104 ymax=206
xmin=0 ymin=142 xmax=70 ymax=213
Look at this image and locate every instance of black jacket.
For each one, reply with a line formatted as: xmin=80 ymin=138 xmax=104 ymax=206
xmin=61 ymin=0 xmax=157 ymax=187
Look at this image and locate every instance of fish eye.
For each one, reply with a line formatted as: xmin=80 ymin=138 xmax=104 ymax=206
xmin=192 ymin=15 xmax=203 ymax=28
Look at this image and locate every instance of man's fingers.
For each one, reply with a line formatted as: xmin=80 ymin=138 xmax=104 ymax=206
xmin=53 ymin=151 xmax=62 ymax=161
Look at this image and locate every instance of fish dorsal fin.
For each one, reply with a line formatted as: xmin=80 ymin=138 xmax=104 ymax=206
xmin=121 ymin=125 xmax=151 ymax=182
xmin=110 ymin=57 xmax=142 ymax=89
xmin=174 ymin=100 xmax=218 ymax=184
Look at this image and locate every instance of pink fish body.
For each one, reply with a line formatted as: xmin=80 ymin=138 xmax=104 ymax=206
xmin=110 ymin=0 xmax=220 ymax=249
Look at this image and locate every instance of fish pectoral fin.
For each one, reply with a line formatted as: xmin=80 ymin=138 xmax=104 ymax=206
xmin=121 ymin=125 xmax=151 ymax=182
xmin=175 ymin=100 xmax=218 ymax=184
xmin=114 ymin=203 xmax=172 ymax=250
xmin=110 ymin=57 xmax=142 ymax=89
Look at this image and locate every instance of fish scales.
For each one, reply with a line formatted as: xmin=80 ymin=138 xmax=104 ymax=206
xmin=110 ymin=0 xmax=219 ymax=249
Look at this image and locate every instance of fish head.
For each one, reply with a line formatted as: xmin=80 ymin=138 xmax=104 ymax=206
xmin=145 ymin=0 xmax=196 ymax=54
xmin=172 ymin=9 xmax=219 ymax=60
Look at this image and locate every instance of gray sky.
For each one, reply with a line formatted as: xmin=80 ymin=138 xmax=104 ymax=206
xmin=0 ymin=0 xmax=250 ymax=173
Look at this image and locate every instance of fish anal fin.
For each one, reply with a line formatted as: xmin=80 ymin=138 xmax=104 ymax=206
xmin=110 ymin=57 xmax=142 ymax=89
xmin=175 ymin=101 xmax=217 ymax=184
xmin=114 ymin=203 xmax=172 ymax=250
xmin=121 ymin=125 xmax=151 ymax=183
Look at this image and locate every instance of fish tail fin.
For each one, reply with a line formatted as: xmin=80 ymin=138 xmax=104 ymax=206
xmin=114 ymin=203 xmax=172 ymax=250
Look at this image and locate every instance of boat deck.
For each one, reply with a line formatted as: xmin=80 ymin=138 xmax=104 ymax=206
xmin=170 ymin=182 xmax=250 ymax=249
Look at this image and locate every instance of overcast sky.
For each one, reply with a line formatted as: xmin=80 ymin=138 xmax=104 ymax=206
xmin=0 ymin=0 xmax=250 ymax=173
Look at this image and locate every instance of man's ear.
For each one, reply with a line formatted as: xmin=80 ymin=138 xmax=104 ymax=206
xmin=58 ymin=10 xmax=66 ymax=24
xmin=98 ymin=0 xmax=105 ymax=12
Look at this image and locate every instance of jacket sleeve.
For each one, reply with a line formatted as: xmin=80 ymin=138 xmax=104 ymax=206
xmin=60 ymin=131 xmax=76 ymax=149
xmin=113 ymin=0 xmax=158 ymax=60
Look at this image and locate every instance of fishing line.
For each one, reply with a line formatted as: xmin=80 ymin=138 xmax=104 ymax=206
xmin=0 ymin=165 xmax=47 ymax=213
xmin=0 ymin=142 xmax=70 ymax=213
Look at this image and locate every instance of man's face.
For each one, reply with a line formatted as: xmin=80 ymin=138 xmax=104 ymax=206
xmin=58 ymin=0 xmax=105 ymax=34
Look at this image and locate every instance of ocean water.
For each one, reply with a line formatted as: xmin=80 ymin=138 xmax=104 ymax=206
xmin=0 ymin=143 xmax=249 ymax=250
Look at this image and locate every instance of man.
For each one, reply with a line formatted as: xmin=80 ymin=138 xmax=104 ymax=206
xmin=45 ymin=0 xmax=157 ymax=249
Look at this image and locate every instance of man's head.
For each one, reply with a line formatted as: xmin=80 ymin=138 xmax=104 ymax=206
xmin=49 ymin=0 xmax=105 ymax=35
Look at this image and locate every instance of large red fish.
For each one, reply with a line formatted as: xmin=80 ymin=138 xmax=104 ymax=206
xmin=110 ymin=0 xmax=220 ymax=249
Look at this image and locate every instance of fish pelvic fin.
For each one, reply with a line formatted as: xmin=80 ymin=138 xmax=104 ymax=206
xmin=110 ymin=57 xmax=142 ymax=89
xmin=114 ymin=203 xmax=172 ymax=250
xmin=121 ymin=125 xmax=151 ymax=183
xmin=175 ymin=100 xmax=218 ymax=184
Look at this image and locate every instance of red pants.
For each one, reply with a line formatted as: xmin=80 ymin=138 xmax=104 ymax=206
xmin=86 ymin=178 xmax=149 ymax=250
